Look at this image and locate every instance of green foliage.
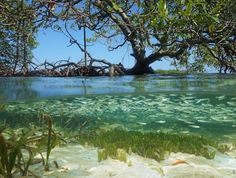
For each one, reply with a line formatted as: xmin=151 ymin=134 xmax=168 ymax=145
xmin=0 ymin=114 xmax=59 ymax=178
xmin=63 ymin=0 xmax=235 ymax=73
xmin=158 ymin=0 xmax=168 ymax=18
xmin=0 ymin=0 xmax=37 ymax=74
xmin=79 ymin=129 xmax=224 ymax=162
xmin=0 ymin=0 xmax=233 ymax=74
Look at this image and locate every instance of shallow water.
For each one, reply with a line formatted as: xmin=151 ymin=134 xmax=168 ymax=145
xmin=0 ymin=74 xmax=236 ymax=142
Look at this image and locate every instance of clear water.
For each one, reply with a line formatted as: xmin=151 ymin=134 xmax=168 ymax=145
xmin=0 ymin=74 xmax=236 ymax=142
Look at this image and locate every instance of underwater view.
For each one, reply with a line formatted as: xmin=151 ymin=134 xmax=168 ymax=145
xmin=1 ymin=74 xmax=236 ymax=177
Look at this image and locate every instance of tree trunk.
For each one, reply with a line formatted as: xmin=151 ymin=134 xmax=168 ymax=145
xmin=127 ymin=60 xmax=154 ymax=75
xmin=13 ymin=33 xmax=19 ymax=75
xmin=22 ymin=19 xmax=28 ymax=75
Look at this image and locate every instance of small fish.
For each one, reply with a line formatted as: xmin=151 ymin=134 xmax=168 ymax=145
xmin=183 ymin=100 xmax=189 ymax=104
xmin=183 ymin=96 xmax=195 ymax=99
xmin=137 ymin=122 xmax=147 ymax=125
xmin=196 ymin=98 xmax=209 ymax=104
xmin=227 ymin=102 xmax=236 ymax=106
xmin=189 ymin=125 xmax=200 ymax=128
xmin=156 ymin=120 xmax=166 ymax=124
xmin=197 ymin=120 xmax=208 ymax=123
xmin=216 ymin=95 xmax=225 ymax=100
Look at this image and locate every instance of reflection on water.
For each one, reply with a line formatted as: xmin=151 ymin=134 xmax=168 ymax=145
xmin=0 ymin=74 xmax=236 ymax=102
xmin=0 ymin=74 xmax=236 ymax=142
xmin=0 ymin=77 xmax=38 ymax=101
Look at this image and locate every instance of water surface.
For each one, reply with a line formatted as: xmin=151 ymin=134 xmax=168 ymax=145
xmin=0 ymin=74 xmax=236 ymax=142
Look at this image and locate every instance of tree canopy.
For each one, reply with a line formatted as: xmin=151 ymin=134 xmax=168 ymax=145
xmin=1 ymin=0 xmax=236 ymax=75
xmin=0 ymin=0 xmax=37 ymax=75
xmin=69 ymin=0 xmax=236 ymax=74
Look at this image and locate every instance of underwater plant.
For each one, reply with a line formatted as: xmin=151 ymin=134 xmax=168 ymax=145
xmin=97 ymin=149 xmax=108 ymax=162
xmin=79 ymin=129 xmax=225 ymax=162
xmin=0 ymin=95 xmax=6 ymax=112
xmin=0 ymin=113 xmax=59 ymax=178
xmin=0 ymin=104 xmax=5 ymax=111
xmin=97 ymin=148 xmax=128 ymax=162
xmin=38 ymin=112 xmax=59 ymax=171
xmin=116 ymin=149 xmax=127 ymax=162
xmin=0 ymin=128 xmax=39 ymax=178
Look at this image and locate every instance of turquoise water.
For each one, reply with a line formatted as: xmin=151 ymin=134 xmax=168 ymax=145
xmin=0 ymin=74 xmax=236 ymax=142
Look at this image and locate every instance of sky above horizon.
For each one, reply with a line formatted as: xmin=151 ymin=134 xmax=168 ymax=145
xmin=33 ymin=28 xmax=176 ymax=70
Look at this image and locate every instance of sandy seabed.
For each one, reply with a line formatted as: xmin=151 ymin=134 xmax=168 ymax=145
xmin=19 ymin=144 xmax=236 ymax=178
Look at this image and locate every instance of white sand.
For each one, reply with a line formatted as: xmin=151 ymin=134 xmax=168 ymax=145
xmin=26 ymin=145 xmax=236 ymax=178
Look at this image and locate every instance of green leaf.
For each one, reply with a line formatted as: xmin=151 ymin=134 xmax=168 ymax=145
xmin=0 ymin=134 xmax=7 ymax=175
xmin=8 ymin=149 xmax=18 ymax=174
xmin=112 ymin=2 xmax=120 ymax=11
xmin=151 ymin=19 xmax=157 ymax=26
xmin=159 ymin=0 xmax=168 ymax=17
xmin=208 ymin=23 xmax=215 ymax=33
xmin=185 ymin=0 xmax=193 ymax=16
xmin=210 ymin=16 xmax=219 ymax=23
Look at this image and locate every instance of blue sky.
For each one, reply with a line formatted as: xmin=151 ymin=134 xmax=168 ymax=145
xmin=33 ymin=28 xmax=175 ymax=70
